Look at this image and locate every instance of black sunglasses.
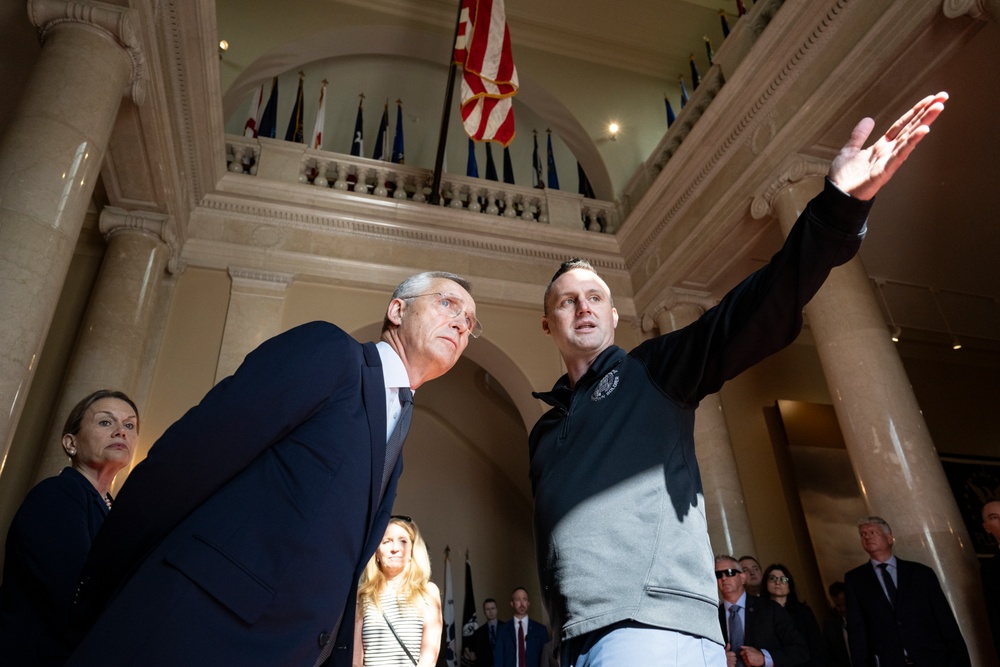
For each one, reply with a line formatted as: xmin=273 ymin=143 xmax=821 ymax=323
xmin=391 ymin=514 xmax=412 ymax=523
xmin=715 ymin=568 xmax=742 ymax=579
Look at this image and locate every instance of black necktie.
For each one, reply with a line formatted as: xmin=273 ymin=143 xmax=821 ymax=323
xmin=878 ymin=562 xmax=897 ymax=607
xmin=490 ymin=623 xmax=496 ymax=647
xmin=380 ymin=387 xmax=412 ymax=500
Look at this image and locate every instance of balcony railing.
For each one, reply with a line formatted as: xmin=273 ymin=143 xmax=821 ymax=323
xmin=225 ymin=136 xmax=619 ymax=234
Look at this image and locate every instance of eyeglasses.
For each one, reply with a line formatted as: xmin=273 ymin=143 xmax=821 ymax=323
xmin=391 ymin=514 xmax=412 ymax=523
xmin=768 ymin=575 xmax=790 ymax=584
xmin=402 ymin=293 xmax=483 ymax=338
xmin=715 ymin=568 xmax=742 ymax=579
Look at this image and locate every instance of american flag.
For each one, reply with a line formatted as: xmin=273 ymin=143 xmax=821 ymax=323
xmin=454 ymin=0 xmax=519 ymax=146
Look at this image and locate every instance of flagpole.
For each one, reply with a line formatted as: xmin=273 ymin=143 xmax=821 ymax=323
xmin=429 ymin=0 xmax=466 ymax=206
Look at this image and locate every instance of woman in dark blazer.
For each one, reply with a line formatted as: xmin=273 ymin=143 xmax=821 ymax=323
xmin=0 ymin=389 xmax=139 ymax=665
xmin=763 ymin=563 xmax=824 ymax=667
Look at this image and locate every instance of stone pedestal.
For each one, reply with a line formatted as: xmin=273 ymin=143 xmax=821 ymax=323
xmin=0 ymin=0 xmax=144 ymax=466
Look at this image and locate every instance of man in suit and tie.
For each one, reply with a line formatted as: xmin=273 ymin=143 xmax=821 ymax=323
xmin=495 ymin=587 xmax=550 ymax=667
xmin=716 ymin=555 xmax=808 ymax=667
xmin=465 ymin=597 xmax=502 ymax=666
xmin=844 ymin=515 xmax=969 ymax=667
xmin=981 ymin=500 xmax=1000 ymax=658
xmin=66 ymin=272 xmax=480 ymax=667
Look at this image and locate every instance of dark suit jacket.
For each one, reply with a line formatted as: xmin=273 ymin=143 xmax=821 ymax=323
xmin=494 ymin=617 xmax=549 ymax=667
xmin=68 ymin=322 xmax=400 ymax=667
xmin=719 ymin=595 xmax=809 ymax=666
xmin=0 ymin=467 xmax=109 ymax=665
xmin=470 ymin=621 xmax=499 ymax=667
xmin=844 ymin=557 xmax=970 ymax=667
xmin=981 ymin=550 xmax=1000 ymax=659
xmin=821 ymin=612 xmax=851 ymax=667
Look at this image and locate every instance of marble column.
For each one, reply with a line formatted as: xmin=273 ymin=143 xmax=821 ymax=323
xmin=759 ymin=168 xmax=995 ymax=667
xmin=0 ymin=0 xmax=145 ymax=465
xmin=34 ymin=207 xmax=173 ymax=483
xmin=649 ymin=294 xmax=758 ymax=558
xmin=215 ymin=268 xmax=293 ymax=383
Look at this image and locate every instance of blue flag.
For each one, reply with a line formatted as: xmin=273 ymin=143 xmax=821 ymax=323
xmin=258 ymin=77 xmax=279 ymax=139
xmin=689 ymin=55 xmax=701 ymax=90
xmin=284 ymin=72 xmax=304 ymax=143
xmin=546 ymin=130 xmax=559 ymax=190
xmin=372 ymin=101 xmax=389 ymax=161
xmin=391 ymin=100 xmax=405 ymax=164
xmin=532 ymin=131 xmax=542 ymax=188
xmin=665 ymin=97 xmax=676 ymax=127
xmin=485 ymin=143 xmax=498 ymax=182
xmin=502 ymin=146 xmax=515 ymax=185
xmin=466 ymin=138 xmax=479 ymax=178
xmin=720 ymin=10 xmax=731 ymax=38
xmin=350 ymin=96 xmax=364 ymax=156
xmin=679 ymin=77 xmax=689 ymax=109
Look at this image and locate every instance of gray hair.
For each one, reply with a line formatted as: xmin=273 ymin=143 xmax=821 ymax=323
xmin=858 ymin=515 xmax=892 ymax=535
xmin=714 ymin=554 xmax=741 ymax=570
xmin=382 ymin=271 xmax=473 ymax=332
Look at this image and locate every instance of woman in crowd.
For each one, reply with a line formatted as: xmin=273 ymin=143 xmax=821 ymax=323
xmin=763 ymin=563 xmax=824 ymax=667
xmin=354 ymin=515 xmax=442 ymax=667
xmin=0 ymin=389 xmax=140 ymax=665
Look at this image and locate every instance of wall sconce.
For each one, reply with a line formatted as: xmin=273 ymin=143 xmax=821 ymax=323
xmin=218 ymin=39 xmax=229 ymax=59
xmin=875 ymin=280 xmax=901 ymax=343
xmin=608 ymin=122 xmax=619 ymax=141
xmin=930 ymin=288 xmax=961 ymax=350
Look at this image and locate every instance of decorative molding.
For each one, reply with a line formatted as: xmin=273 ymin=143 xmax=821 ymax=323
xmin=227 ymin=267 xmax=294 ymax=291
xmin=750 ymin=155 xmax=831 ymax=220
xmin=28 ymin=0 xmax=147 ymax=105
xmin=641 ymin=288 xmax=716 ymax=334
xmin=99 ymin=206 xmax=183 ymax=274
xmin=624 ymin=0 xmax=850 ymax=270
xmin=942 ymin=0 xmax=1000 ymax=22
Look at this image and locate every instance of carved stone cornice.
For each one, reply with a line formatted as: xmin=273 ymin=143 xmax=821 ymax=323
xmin=750 ymin=155 xmax=830 ymax=220
xmin=227 ymin=267 xmax=294 ymax=292
xmin=99 ymin=206 xmax=182 ymax=274
xmin=28 ymin=0 xmax=146 ymax=105
xmin=943 ymin=0 xmax=1000 ymax=22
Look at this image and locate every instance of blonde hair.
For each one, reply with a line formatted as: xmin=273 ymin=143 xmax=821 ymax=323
xmin=358 ymin=517 xmax=435 ymax=613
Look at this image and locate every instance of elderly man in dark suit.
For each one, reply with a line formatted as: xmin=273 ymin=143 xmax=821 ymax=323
xmin=844 ymin=515 xmax=969 ymax=667
xmin=66 ymin=272 xmax=480 ymax=667
xmin=716 ymin=555 xmax=808 ymax=667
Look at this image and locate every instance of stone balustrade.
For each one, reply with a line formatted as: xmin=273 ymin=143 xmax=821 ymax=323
xmin=224 ymin=135 xmax=619 ymax=233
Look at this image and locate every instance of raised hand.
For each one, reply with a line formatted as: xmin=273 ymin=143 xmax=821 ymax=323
xmin=829 ymin=91 xmax=948 ymax=201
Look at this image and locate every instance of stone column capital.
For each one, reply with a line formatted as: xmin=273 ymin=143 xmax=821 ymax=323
xmin=227 ymin=267 xmax=295 ymax=292
xmin=642 ymin=288 xmax=715 ymax=334
xmin=99 ymin=206 xmax=183 ymax=274
xmin=943 ymin=0 xmax=1000 ymax=22
xmin=27 ymin=0 xmax=146 ymax=105
xmin=750 ymin=155 xmax=830 ymax=220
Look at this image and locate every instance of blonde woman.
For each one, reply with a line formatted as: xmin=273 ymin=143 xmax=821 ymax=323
xmin=354 ymin=516 xmax=442 ymax=667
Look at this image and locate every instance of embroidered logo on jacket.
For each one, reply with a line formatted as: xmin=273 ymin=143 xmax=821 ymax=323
xmin=591 ymin=370 xmax=620 ymax=401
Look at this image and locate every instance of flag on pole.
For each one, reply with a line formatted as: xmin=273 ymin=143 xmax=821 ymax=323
xmin=372 ymin=100 xmax=389 ymax=161
xmin=689 ymin=54 xmax=701 ymax=90
xmin=736 ymin=0 xmax=747 ymax=17
xmin=577 ymin=162 xmax=595 ymax=199
xmin=243 ymin=84 xmax=264 ymax=138
xmin=665 ymin=96 xmax=676 ymax=127
xmin=442 ymin=548 xmax=457 ymax=667
xmin=484 ymin=142 xmax=498 ymax=181
xmin=546 ymin=129 xmax=559 ymax=190
xmin=392 ymin=99 xmax=405 ymax=164
xmin=311 ymin=79 xmax=328 ymax=149
xmin=453 ymin=0 xmax=519 ymax=146
xmin=258 ymin=77 xmax=279 ymax=139
xmin=531 ymin=129 xmax=542 ymax=188
xmin=719 ymin=9 xmax=731 ymax=38
xmin=704 ymin=37 xmax=715 ymax=66
xmin=502 ymin=146 xmax=515 ymax=184
xmin=462 ymin=554 xmax=478 ymax=640
xmin=284 ymin=71 xmax=305 ymax=143
xmin=350 ymin=94 xmax=365 ymax=156
xmin=466 ymin=138 xmax=479 ymax=178
xmin=679 ymin=76 xmax=689 ymax=109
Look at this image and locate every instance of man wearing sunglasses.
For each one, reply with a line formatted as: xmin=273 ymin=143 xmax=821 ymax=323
xmin=715 ymin=556 xmax=808 ymax=667
xmin=68 ymin=272 xmax=479 ymax=666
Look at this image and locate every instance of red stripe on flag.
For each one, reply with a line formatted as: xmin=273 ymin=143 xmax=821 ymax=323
xmin=455 ymin=0 xmax=518 ymax=146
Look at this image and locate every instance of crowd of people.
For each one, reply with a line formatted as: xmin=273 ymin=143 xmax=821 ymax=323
xmin=1 ymin=91 xmax=994 ymax=667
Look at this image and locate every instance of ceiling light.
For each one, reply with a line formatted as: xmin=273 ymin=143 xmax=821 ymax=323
xmin=875 ymin=280 xmax=900 ymax=344
xmin=951 ymin=336 xmax=962 ymax=350
xmin=219 ymin=39 xmax=229 ymax=51
xmin=890 ymin=325 xmax=901 ymax=343
xmin=608 ymin=122 xmax=619 ymax=140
